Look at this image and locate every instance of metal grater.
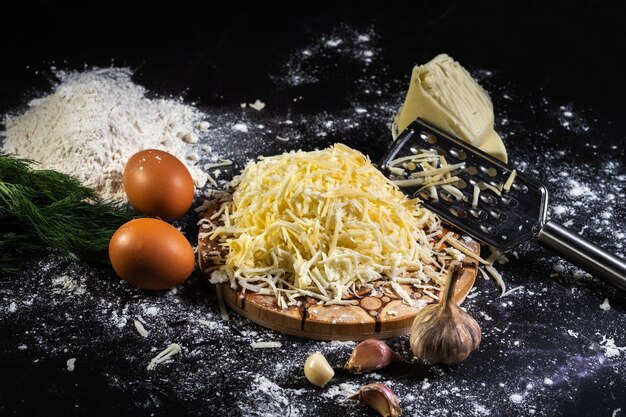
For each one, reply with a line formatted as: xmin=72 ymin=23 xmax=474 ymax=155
xmin=379 ymin=119 xmax=626 ymax=291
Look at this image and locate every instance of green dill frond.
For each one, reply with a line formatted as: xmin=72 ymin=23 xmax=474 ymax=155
xmin=0 ymin=154 xmax=138 ymax=274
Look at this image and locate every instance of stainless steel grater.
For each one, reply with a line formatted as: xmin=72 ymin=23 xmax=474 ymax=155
xmin=379 ymin=119 xmax=626 ymax=291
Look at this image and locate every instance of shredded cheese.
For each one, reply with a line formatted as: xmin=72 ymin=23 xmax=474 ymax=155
xmin=389 ymin=150 xmax=465 ymax=202
xmin=248 ymin=99 xmax=266 ymax=111
xmin=66 ymin=358 xmax=76 ymax=372
xmin=250 ymin=341 xmax=283 ymax=349
xmin=503 ymin=169 xmax=517 ymax=192
xmin=472 ymin=184 xmax=481 ymax=209
xmin=485 ymin=265 xmax=506 ymax=297
xmin=600 ymin=298 xmax=611 ymax=311
xmin=134 ymin=319 xmax=149 ymax=338
xmin=481 ymin=181 xmax=502 ymax=196
xmin=147 ymin=343 xmax=182 ymax=371
xmin=208 ymin=144 xmax=447 ymax=306
xmin=501 ymin=285 xmax=524 ymax=297
xmin=447 ymin=236 xmax=490 ymax=264
xmin=203 ymin=159 xmax=233 ymax=170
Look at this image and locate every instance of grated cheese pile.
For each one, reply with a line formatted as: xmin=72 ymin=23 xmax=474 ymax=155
xmin=205 ymin=144 xmax=449 ymax=306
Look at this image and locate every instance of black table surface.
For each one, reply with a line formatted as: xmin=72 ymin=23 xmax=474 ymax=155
xmin=1 ymin=2 xmax=625 ymax=416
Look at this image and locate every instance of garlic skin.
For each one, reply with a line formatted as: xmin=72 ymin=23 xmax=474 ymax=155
xmin=304 ymin=352 xmax=334 ymax=387
xmin=345 ymin=339 xmax=401 ymax=374
xmin=410 ymin=262 xmax=481 ymax=366
xmin=347 ymin=383 xmax=402 ymax=417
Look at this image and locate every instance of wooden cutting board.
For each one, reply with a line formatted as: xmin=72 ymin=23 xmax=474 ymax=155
xmin=198 ymin=201 xmax=479 ymax=341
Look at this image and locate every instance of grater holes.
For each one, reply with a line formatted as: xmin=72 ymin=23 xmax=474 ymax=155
xmin=510 ymin=182 xmax=528 ymax=194
xmin=448 ymin=148 xmax=467 ymax=160
xmin=480 ymin=194 xmax=498 ymax=206
xmin=466 ymin=166 xmax=478 ymax=175
xmin=480 ymin=224 xmax=498 ymax=236
xmin=479 ymin=165 xmax=498 ymax=177
xmin=488 ymin=209 xmax=508 ymax=221
xmin=450 ymin=207 xmax=468 ymax=218
xmin=440 ymin=190 xmax=455 ymax=202
xmin=456 ymin=179 xmax=467 ymax=189
xmin=420 ymin=132 xmax=437 ymax=144
xmin=470 ymin=209 xmax=489 ymax=221
xmin=501 ymin=196 xmax=519 ymax=207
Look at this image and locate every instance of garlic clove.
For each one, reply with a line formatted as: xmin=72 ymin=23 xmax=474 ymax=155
xmin=345 ymin=339 xmax=401 ymax=374
xmin=409 ymin=261 xmax=482 ymax=366
xmin=347 ymin=383 xmax=402 ymax=417
xmin=304 ymin=352 xmax=334 ymax=387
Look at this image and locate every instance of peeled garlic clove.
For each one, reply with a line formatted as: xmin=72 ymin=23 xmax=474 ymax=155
xmin=410 ymin=262 xmax=482 ymax=366
xmin=304 ymin=352 xmax=334 ymax=387
xmin=347 ymin=383 xmax=402 ymax=417
xmin=345 ymin=339 xmax=401 ymax=374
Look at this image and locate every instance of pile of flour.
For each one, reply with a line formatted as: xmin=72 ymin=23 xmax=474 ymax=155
xmin=1 ymin=67 xmax=207 ymax=200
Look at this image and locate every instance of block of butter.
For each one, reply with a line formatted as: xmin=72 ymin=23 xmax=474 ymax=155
xmin=393 ymin=54 xmax=507 ymax=162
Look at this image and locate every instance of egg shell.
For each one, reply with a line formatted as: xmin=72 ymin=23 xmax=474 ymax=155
xmin=123 ymin=149 xmax=195 ymax=220
xmin=109 ymin=218 xmax=195 ymax=290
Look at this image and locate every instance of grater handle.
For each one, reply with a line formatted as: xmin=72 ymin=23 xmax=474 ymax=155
xmin=537 ymin=220 xmax=626 ymax=291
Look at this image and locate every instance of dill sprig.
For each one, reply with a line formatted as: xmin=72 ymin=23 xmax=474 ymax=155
xmin=0 ymin=154 xmax=138 ymax=274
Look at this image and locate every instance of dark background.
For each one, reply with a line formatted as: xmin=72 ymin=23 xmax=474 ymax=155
xmin=1 ymin=1 xmax=625 ymax=118
xmin=1 ymin=2 xmax=625 ymax=417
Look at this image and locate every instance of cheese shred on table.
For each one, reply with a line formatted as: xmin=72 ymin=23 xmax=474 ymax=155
xmin=206 ymin=144 xmax=450 ymax=306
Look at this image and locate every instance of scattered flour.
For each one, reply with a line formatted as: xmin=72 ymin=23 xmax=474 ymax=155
xmin=322 ymin=381 xmax=360 ymax=400
xmin=239 ymin=374 xmax=306 ymax=416
xmin=598 ymin=337 xmax=626 ymax=358
xmin=143 ymin=306 xmax=160 ymax=316
xmin=0 ymin=23 xmax=624 ymax=417
xmin=51 ymin=274 xmax=86 ymax=296
xmin=232 ymin=123 xmax=249 ymax=132
xmin=567 ymin=179 xmax=596 ymax=199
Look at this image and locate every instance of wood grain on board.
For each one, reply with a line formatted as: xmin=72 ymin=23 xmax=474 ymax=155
xmin=198 ymin=203 xmax=479 ymax=341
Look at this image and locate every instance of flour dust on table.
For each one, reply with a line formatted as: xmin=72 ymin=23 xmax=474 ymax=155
xmin=1 ymin=22 xmax=625 ymax=417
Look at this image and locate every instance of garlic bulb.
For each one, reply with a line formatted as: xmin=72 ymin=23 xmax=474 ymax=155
xmin=345 ymin=339 xmax=402 ymax=373
xmin=304 ymin=352 xmax=334 ymax=387
xmin=409 ymin=261 xmax=481 ymax=365
xmin=347 ymin=383 xmax=402 ymax=417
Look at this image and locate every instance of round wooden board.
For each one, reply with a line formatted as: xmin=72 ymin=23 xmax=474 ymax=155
xmin=198 ymin=201 xmax=479 ymax=341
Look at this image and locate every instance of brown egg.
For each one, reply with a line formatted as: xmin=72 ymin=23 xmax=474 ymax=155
xmin=123 ymin=149 xmax=194 ymax=220
xmin=109 ymin=218 xmax=195 ymax=290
